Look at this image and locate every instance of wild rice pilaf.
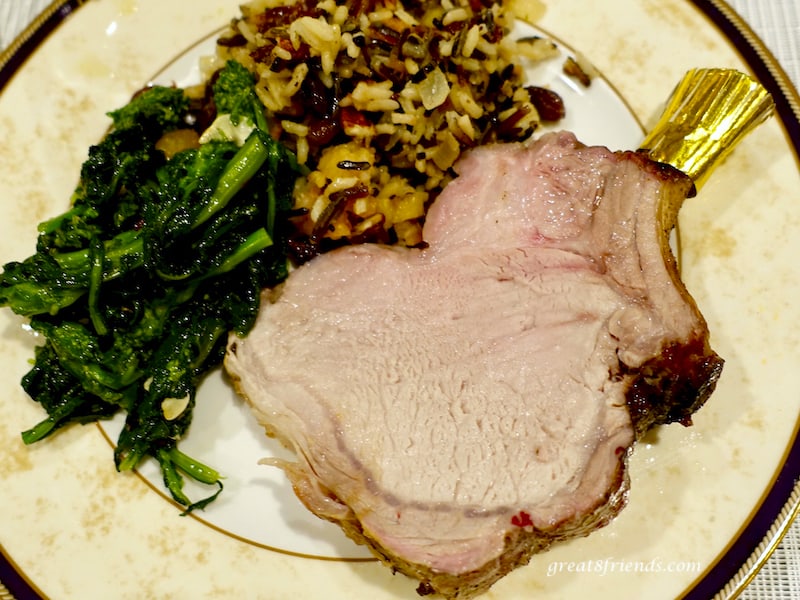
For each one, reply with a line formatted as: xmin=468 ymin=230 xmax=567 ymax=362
xmin=201 ymin=0 xmax=564 ymax=257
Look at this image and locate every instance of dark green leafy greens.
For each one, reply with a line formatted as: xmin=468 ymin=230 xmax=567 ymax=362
xmin=0 ymin=61 xmax=305 ymax=513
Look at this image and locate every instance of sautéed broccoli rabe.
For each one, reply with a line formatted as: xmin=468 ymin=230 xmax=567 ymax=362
xmin=0 ymin=61 xmax=305 ymax=513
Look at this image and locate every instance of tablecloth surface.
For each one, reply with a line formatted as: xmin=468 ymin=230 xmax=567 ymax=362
xmin=1 ymin=0 xmax=799 ymax=598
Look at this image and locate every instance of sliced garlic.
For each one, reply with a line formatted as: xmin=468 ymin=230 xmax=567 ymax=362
xmin=161 ymin=395 xmax=190 ymax=421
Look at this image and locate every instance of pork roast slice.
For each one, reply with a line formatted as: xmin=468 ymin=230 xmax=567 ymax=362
xmin=224 ymin=131 xmax=723 ymax=598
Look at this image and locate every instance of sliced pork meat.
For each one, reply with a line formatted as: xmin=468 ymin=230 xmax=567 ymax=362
xmin=224 ymin=131 xmax=723 ymax=598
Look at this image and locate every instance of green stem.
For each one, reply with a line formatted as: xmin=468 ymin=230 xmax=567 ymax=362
xmin=87 ymin=236 xmax=108 ymax=335
xmin=192 ymin=131 xmax=269 ymax=229
xmin=21 ymin=418 xmax=57 ymax=445
xmin=166 ymin=447 xmax=223 ymax=485
xmin=205 ymin=228 xmax=272 ymax=279
xmin=53 ymin=229 xmax=144 ymax=280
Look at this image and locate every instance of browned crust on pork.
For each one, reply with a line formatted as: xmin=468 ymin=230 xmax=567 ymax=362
xmin=619 ymin=152 xmax=723 ymax=437
xmin=327 ymin=458 xmax=630 ymax=599
xmin=623 ymin=336 xmax=724 ymax=438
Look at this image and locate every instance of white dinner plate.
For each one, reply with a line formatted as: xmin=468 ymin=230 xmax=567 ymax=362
xmin=1 ymin=1 xmax=799 ymax=599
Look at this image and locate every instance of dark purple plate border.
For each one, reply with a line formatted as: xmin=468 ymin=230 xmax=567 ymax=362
xmin=1 ymin=1 xmax=799 ymax=599
xmin=0 ymin=1 xmax=88 ymax=92
xmin=0 ymin=545 xmax=44 ymax=600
